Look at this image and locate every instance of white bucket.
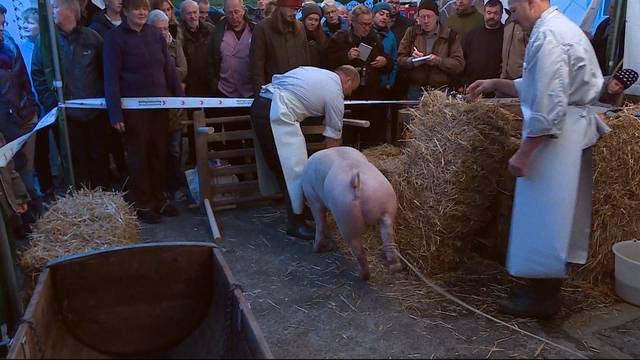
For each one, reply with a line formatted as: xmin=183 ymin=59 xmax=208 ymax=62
xmin=612 ymin=239 xmax=640 ymax=306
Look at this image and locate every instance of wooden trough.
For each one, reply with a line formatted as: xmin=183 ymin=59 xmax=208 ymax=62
xmin=7 ymin=242 xmax=273 ymax=359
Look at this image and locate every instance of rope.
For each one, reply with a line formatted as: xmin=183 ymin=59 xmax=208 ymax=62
xmin=393 ymin=250 xmax=589 ymax=359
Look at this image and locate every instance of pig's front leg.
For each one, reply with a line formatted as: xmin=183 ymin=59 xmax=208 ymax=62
xmin=380 ymin=214 xmax=403 ymax=273
xmin=303 ymin=185 xmax=333 ymax=253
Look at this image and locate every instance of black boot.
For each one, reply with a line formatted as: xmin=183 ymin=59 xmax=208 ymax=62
xmin=498 ymin=278 xmax=563 ymax=319
xmin=286 ymin=222 xmax=315 ymax=240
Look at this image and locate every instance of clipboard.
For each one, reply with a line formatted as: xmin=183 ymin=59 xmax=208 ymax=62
xmin=358 ymin=43 xmax=373 ymax=61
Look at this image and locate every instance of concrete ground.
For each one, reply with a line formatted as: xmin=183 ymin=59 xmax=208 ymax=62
xmin=141 ymin=202 xmax=640 ymax=359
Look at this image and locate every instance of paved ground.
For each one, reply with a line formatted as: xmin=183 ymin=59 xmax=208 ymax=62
xmin=141 ymin=202 xmax=640 ymax=359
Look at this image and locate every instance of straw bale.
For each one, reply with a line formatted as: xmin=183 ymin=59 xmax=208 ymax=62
xmin=571 ymin=105 xmax=640 ymax=289
xmin=363 ymin=92 xmax=520 ymax=274
xmin=18 ymin=189 xmax=139 ymax=274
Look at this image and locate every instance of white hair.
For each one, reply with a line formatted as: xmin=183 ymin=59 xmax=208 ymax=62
xmin=180 ymin=0 xmax=198 ymax=14
xmin=147 ymin=9 xmax=169 ymax=24
xmin=321 ymin=0 xmax=336 ymax=8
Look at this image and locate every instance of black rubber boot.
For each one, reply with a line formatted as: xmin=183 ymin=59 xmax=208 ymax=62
xmin=286 ymin=222 xmax=315 ymax=240
xmin=497 ymin=278 xmax=563 ymax=319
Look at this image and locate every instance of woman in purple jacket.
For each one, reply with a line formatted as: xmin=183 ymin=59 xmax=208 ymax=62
xmin=103 ymin=0 xmax=184 ymax=224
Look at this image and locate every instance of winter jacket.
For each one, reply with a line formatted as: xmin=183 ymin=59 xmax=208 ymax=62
xmin=0 ymin=34 xmax=38 ymax=142
xmin=0 ymin=133 xmax=30 ymax=217
xmin=207 ymin=16 xmax=256 ymax=95
xmin=168 ymin=37 xmax=188 ymax=131
xmin=445 ymin=7 xmax=484 ymax=40
xmin=89 ymin=11 xmax=120 ymax=38
xmin=103 ymin=22 xmax=183 ymax=125
xmin=249 ymin=10 xmax=310 ymax=93
xmin=321 ymin=16 xmax=348 ymax=38
xmin=389 ymin=13 xmax=414 ymax=50
xmin=462 ymin=24 xmax=503 ymax=86
xmin=397 ymin=25 xmax=465 ymax=89
xmin=500 ymin=21 xmax=528 ymax=80
xmin=325 ymin=28 xmax=392 ymax=99
xmin=374 ymin=27 xmax=398 ymax=89
xmin=32 ymin=25 xmax=104 ymax=121
xmin=180 ymin=20 xmax=215 ymax=96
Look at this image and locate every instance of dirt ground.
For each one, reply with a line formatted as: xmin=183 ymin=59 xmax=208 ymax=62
xmin=141 ymin=202 xmax=640 ymax=359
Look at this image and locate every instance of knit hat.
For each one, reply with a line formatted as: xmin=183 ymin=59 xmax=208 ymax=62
xmin=372 ymin=2 xmax=392 ymax=15
xmin=301 ymin=3 xmax=322 ymax=19
xmin=277 ymin=0 xmax=303 ymax=8
xmin=417 ymin=0 xmax=438 ymax=15
xmin=613 ymin=68 xmax=639 ymax=90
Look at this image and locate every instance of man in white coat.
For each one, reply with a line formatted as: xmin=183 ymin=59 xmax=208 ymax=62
xmin=467 ymin=0 xmax=608 ymax=318
xmin=250 ymin=65 xmax=360 ymax=240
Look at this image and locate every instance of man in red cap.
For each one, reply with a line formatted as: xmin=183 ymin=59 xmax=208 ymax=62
xmin=249 ymin=0 xmax=310 ymax=93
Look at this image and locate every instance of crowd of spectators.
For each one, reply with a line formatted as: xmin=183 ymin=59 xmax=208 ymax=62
xmin=0 ymin=0 xmax=638 ymax=227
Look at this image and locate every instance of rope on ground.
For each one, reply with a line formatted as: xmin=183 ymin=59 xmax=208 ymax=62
xmin=394 ymin=250 xmax=589 ymax=359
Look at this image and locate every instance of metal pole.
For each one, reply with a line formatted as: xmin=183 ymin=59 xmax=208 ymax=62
xmin=606 ymin=0 xmax=626 ymax=74
xmin=45 ymin=0 xmax=75 ymax=187
xmin=0 ymin=215 xmax=22 ymax=336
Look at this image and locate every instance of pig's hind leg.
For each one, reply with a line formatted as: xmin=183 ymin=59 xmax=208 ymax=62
xmin=380 ymin=214 xmax=403 ymax=273
xmin=335 ymin=210 xmax=370 ymax=281
xmin=303 ymin=184 xmax=334 ymax=253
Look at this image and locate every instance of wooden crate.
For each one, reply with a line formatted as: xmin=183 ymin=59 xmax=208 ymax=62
xmin=192 ymin=111 xmax=326 ymax=209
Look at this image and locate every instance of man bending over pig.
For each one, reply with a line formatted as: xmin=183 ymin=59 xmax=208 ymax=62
xmin=250 ymin=66 xmax=360 ymax=240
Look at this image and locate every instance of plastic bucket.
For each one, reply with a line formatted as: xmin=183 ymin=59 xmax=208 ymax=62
xmin=612 ymin=240 xmax=640 ymax=306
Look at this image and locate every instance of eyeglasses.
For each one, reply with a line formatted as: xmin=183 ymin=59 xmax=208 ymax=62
xmin=355 ymin=21 xmax=373 ymax=27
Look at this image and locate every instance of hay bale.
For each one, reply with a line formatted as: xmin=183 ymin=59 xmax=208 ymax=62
xmin=363 ymin=92 xmax=520 ymax=273
xmin=571 ymin=105 xmax=640 ymax=289
xmin=18 ymin=189 xmax=139 ymax=274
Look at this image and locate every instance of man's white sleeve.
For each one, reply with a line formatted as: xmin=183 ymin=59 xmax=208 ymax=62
xmin=520 ymin=32 xmax=570 ymax=138
xmin=322 ymin=93 xmax=344 ymax=139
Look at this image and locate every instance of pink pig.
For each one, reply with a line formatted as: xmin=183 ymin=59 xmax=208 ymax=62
xmin=302 ymin=146 xmax=403 ymax=280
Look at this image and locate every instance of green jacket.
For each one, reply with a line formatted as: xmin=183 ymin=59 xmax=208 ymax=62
xmin=445 ymin=7 xmax=484 ymax=40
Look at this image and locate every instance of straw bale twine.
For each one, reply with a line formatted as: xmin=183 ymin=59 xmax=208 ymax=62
xmin=571 ymin=105 xmax=640 ymax=289
xmin=364 ymin=92 xmax=520 ymax=273
xmin=18 ymin=189 xmax=139 ymax=274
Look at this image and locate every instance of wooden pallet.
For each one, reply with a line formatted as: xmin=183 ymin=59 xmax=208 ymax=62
xmin=192 ymin=111 xmax=327 ymax=209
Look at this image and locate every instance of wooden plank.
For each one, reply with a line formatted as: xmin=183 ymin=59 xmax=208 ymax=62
xmin=207 ymin=129 xmax=255 ymax=142
xmin=208 ymin=148 xmax=255 ymax=159
xmin=209 ymin=164 xmax=256 ymax=176
xmin=209 ymin=180 xmax=259 ymax=194
xmin=343 ymin=118 xmax=370 ymax=128
xmin=204 ymin=199 xmax=222 ymax=243
xmin=307 ymin=142 xmax=325 ymax=152
xmin=201 ymin=115 xmax=251 ymax=125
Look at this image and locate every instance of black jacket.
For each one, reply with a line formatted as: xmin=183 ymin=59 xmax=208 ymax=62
xmin=32 ymin=25 xmax=105 ymax=121
xmin=325 ymin=28 xmax=392 ymax=99
xmin=181 ymin=20 xmax=215 ymax=96
xmin=89 ymin=11 xmax=117 ymax=38
xmin=207 ymin=16 xmax=256 ymax=95
xmin=390 ymin=14 xmax=414 ymax=51
xmin=0 ymin=35 xmax=38 ymax=141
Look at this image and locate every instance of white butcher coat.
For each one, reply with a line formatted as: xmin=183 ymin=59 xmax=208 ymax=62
xmin=506 ymin=7 xmax=609 ymax=278
xmin=255 ymin=67 xmax=345 ymax=214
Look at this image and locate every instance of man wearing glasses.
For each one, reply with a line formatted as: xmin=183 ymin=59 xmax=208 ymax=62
xmin=325 ymin=4 xmax=391 ymax=146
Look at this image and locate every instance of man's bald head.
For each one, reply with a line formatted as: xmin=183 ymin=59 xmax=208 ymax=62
xmin=507 ymin=0 xmax=549 ymax=30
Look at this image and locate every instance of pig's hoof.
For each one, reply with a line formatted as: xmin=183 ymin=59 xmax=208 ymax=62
xmin=388 ymin=261 xmax=403 ymax=273
xmin=313 ymin=240 xmax=335 ymax=253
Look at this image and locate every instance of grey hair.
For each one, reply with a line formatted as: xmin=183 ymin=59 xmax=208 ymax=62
xmin=223 ymin=0 xmax=244 ymax=10
xmin=321 ymin=0 xmax=336 ymax=9
xmin=147 ymin=9 xmax=169 ymax=23
xmin=56 ymin=0 xmax=82 ymax=22
xmin=350 ymin=4 xmax=371 ymax=23
xmin=179 ymin=0 xmax=198 ymax=14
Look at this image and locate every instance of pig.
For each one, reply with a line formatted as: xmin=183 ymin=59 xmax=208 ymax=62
xmin=301 ymin=146 xmax=403 ymax=280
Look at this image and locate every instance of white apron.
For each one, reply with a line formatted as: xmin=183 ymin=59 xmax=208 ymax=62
xmin=255 ymin=88 xmax=309 ymax=215
xmin=506 ymin=107 xmax=598 ymax=278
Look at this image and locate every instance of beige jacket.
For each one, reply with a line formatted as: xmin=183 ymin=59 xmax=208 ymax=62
xmin=500 ymin=22 xmax=529 ymax=80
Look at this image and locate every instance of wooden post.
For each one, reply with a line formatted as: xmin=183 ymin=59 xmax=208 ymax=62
xmin=193 ymin=110 xmax=210 ymax=206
